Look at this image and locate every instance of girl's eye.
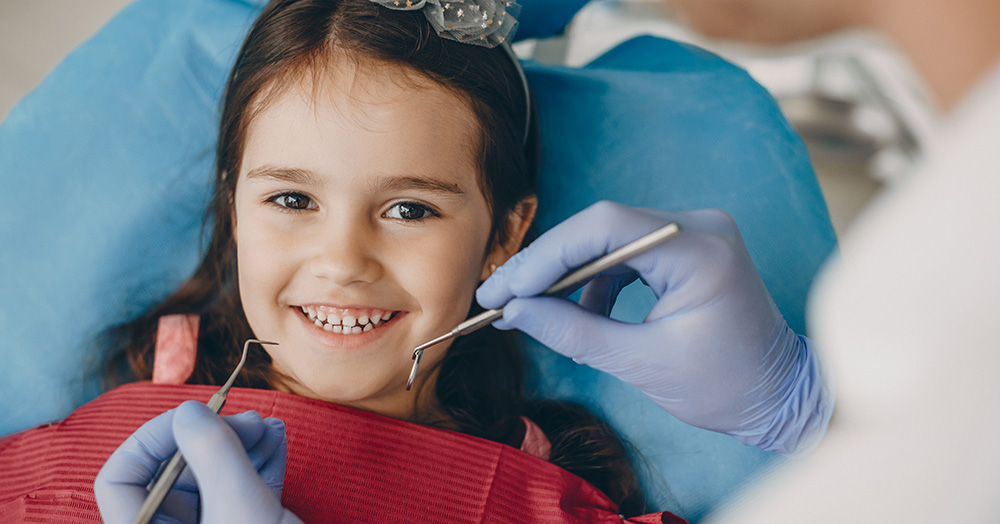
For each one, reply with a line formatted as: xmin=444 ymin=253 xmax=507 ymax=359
xmin=268 ymin=192 xmax=315 ymax=211
xmin=385 ymin=202 xmax=437 ymax=221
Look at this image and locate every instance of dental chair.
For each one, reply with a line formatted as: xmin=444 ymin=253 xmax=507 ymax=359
xmin=0 ymin=0 xmax=836 ymax=521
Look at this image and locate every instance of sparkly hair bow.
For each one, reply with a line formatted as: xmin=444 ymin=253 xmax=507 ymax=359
xmin=369 ymin=0 xmax=520 ymax=48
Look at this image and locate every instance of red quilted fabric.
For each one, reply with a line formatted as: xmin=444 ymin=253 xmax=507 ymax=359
xmin=0 ymin=383 xmax=686 ymax=523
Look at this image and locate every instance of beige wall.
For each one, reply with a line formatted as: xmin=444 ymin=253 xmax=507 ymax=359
xmin=0 ymin=0 xmax=133 ymax=121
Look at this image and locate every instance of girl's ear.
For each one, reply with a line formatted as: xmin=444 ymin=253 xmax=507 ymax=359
xmin=481 ymin=196 xmax=537 ymax=281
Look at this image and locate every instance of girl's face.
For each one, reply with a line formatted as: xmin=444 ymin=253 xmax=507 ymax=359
xmin=233 ymin=63 xmax=531 ymax=421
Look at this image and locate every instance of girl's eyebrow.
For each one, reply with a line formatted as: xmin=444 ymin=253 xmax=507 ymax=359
xmin=245 ymin=165 xmax=319 ymax=185
xmin=245 ymin=164 xmax=465 ymax=196
xmin=369 ymin=174 xmax=465 ymax=196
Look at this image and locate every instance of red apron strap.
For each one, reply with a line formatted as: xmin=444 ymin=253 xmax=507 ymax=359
xmin=520 ymin=416 xmax=552 ymax=461
xmin=151 ymin=314 xmax=199 ymax=385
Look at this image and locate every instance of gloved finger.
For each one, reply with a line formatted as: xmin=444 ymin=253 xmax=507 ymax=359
xmin=95 ymin=409 xmax=181 ymax=523
xmin=167 ymin=410 xmax=272 ymax=494
xmin=578 ymin=270 xmax=639 ymax=316
xmin=97 ymin=409 xmax=176 ymax=487
xmin=182 ymin=410 xmax=288 ymax=499
xmin=477 ymin=201 xmax=668 ymax=308
xmin=211 ymin=412 xmax=286 ymax=498
xmin=252 ymin=418 xmax=288 ymax=496
xmin=154 ymin=491 xmax=199 ymax=524
xmin=497 ymin=297 xmax=686 ymax=399
xmin=150 ymin=411 xmax=288 ymax=523
xmin=494 ymin=296 xmax=624 ymax=361
xmin=172 ymin=401 xmax=286 ymax=523
xmin=224 ymin=411 xmax=282 ymax=471
xmin=519 ymin=267 xmax=633 ymax=304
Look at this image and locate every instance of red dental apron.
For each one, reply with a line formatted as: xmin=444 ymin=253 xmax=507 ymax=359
xmin=0 ymin=383 xmax=685 ymax=523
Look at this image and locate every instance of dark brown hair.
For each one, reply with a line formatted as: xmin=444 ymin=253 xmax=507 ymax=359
xmin=101 ymin=0 xmax=646 ymax=515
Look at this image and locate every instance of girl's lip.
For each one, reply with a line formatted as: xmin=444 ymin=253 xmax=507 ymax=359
xmin=293 ymin=306 xmax=404 ymax=350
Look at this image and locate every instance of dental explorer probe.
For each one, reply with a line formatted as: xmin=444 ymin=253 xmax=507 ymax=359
xmin=131 ymin=339 xmax=278 ymax=524
xmin=406 ymin=222 xmax=681 ymax=390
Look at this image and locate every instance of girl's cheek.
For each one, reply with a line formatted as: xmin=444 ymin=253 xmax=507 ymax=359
xmin=235 ymin=212 xmax=294 ymax=282
xmin=386 ymin=232 xmax=483 ymax=302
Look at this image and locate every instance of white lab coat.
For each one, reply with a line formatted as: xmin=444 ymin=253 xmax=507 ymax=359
xmin=710 ymin=61 xmax=1000 ymax=522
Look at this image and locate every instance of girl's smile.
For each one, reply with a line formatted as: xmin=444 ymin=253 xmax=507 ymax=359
xmin=294 ymin=304 xmax=404 ymax=350
xmin=298 ymin=305 xmax=398 ymax=335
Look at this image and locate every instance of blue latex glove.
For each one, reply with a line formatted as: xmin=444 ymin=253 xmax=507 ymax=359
xmin=478 ymin=201 xmax=834 ymax=454
xmin=95 ymin=401 xmax=303 ymax=524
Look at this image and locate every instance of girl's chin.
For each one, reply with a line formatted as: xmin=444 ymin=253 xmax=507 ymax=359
xmin=272 ymin=361 xmax=443 ymax=421
xmin=277 ymin=369 xmax=408 ymax=407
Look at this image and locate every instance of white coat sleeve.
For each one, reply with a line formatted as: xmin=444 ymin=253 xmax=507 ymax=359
xmin=705 ymin=63 xmax=1000 ymax=523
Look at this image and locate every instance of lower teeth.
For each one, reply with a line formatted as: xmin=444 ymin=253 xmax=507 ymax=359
xmin=314 ymin=318 xmax=381 ymax=334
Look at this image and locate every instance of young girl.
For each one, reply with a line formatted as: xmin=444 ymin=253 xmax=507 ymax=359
xmin=0 ymin=0 xmax=684 ymax=521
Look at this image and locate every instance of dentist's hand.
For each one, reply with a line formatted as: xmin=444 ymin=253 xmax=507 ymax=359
xmin=95 ymin=401 xmax=303 ymax=524
xmin=478 ymin=201 xmax=833 ymax=454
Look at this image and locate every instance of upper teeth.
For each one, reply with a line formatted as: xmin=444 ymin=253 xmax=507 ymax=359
xmin=301 ymin=306 xmax=395 ymax=334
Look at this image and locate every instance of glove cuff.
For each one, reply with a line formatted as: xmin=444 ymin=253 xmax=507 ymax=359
xmin=735 ymin=335 xmax=836 ymax=455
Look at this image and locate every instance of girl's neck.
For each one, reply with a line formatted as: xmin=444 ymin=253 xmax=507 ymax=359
xmin=270 ymin=369 xmax=453 ymax=426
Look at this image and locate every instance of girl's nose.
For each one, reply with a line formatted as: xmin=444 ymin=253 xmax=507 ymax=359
xmin=307 ymin=223 xmax=384 ymax=286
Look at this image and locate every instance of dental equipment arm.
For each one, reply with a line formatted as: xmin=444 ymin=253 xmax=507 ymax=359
xmin=477 ymin=201 xmax=834 ymax=455
xmin=95 ymin=401 xmax=303 ymax=524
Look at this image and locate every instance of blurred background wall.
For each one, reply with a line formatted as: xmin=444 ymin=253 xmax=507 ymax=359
xmin=0 ymin=0 xmax=133 ymax=120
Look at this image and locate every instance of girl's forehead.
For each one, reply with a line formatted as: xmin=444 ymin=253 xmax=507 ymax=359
xmin=249 ymin=58 xmax=478 ymax=141
xmin=238 ymin=62 xmax=483 ymax=192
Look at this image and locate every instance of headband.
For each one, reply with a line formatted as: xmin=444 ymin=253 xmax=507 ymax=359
xmin=368 ymin=0 xmax=531 ymax=145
